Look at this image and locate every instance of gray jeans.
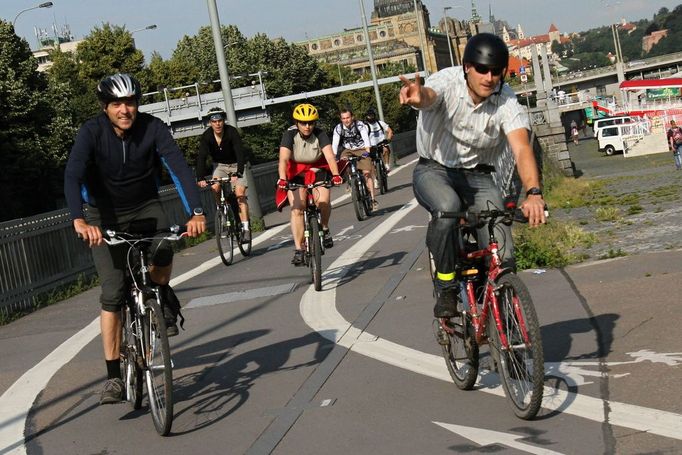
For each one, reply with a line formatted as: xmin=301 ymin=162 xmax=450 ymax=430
xmin=412 ymin=159 xmax=514 ymax=281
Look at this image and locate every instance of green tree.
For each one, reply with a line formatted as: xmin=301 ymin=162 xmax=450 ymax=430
xmin=0 ymin=20 xmax=62 ymax=220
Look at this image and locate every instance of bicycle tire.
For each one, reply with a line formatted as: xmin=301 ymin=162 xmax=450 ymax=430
xmin=381 ymin=163 xmax=389 ymax=194
xmin=376 ymin=161 xmax=386 ymax=195
xmin=216 ymin=205 xmax=234 ymax=266
xmin=359 ymin=175 xmax=373 ymax=215
xmin=309 ymin=216 xmax=322 ymax=291
xmin=120 ymin=305 xmax=143 ymax=409
xmin=350 ymin=176 xmax=366 ymax=221
xmin=440 ymin=310 xmax=479 ymax=390
xmin=487 ymin=274 xmax=544 ymax=420
xmin=142 ymin=297 xmax=174 ymax=435
xmin=237 ymin=227 xmax=252 ymax=257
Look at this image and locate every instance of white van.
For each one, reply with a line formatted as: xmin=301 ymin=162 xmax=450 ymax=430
xmin=593 ymin=116 xmax=635 ymax=138
xmin=597 ymin=124 xmax=640 ymax=155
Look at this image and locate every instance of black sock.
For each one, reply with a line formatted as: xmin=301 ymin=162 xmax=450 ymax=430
xmin=106 ymin=359 xmax=121 ymax=380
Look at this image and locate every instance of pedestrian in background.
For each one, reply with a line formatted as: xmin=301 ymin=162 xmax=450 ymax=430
xmin=666 ymin=119 xmax=682 ymax=170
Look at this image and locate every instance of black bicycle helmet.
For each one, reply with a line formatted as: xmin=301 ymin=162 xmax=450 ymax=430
xmin=462 ymin=33 xmax=509 ymax=74
xmin=96 ymin=73 xmax=142 ymax=104
xmin=365 ymin=107 xmax=377 ymax=120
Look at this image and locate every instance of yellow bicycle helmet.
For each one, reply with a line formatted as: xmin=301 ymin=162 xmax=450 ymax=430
xmin=293 ymin=103 xmax=319 ymax=122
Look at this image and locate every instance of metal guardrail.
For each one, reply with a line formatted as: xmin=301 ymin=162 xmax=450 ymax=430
xmin=0 ymin=132 xmax=417 ymax=317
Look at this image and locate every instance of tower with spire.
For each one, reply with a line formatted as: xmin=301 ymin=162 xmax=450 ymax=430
xmin=470 ymin=0 xmax=481 ymax=24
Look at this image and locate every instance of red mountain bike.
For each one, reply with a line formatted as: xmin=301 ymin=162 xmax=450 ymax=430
xmin=432 ymin=205 xmax=545 ymax=420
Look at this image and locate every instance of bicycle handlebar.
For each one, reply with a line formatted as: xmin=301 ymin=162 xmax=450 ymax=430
xmin=103 ymin=225 xmax=188 ymax=246
xmin=284 ymin=180 xmax=332 ymax=191
xmin=435 ymin=205 xmax=549 ymax=227
xmin=204 ymin=174 xmax=238 ymax=185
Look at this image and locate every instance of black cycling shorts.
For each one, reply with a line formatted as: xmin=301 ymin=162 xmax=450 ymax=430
xmin=86 ymin=199 xmax=173 ymax=312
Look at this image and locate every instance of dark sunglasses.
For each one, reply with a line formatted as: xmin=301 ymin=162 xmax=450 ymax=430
xmin=472 ymin=63 xmax=505 ymax=76
xmin=298 ymin=121 xmax=316 ymax=126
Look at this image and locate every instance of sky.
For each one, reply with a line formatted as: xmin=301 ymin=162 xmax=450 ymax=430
xmin=2 ymin=0 xmax=681 ymax=61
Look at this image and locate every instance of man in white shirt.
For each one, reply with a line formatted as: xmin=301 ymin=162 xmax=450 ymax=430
xmin=399 ymin=33 xmax=546 ymax=318
xmin=332 ymin=108 xmax=378 ymax=209
xmin=365 ymin=107 xmax=394 ymax=171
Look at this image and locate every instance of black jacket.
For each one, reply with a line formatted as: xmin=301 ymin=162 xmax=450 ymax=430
xmin=196 ymin=123 xmax=248 ymax=179
xmin=64 ymin=112 xmax=202 ymax=220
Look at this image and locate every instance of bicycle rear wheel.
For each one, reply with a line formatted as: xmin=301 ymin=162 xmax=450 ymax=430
xmin=142 ymin=297 xmax=173 ymax=435
xmin=350 ymin=176 xmax=367 ymax=221
xmin=439 ymin=310 xmax=479 ymax=390
xmin=487 ymin=274 xmax=544 ymax=420
xmin=120 ymin=305 xmax=143 ymax=409
xmin=216 ymin=205 xmax=234 ymax=266
xmin=309 ymin=216 xmax=322 ymax=291
xmin=375 ymin=161 xmax=386 ymax=195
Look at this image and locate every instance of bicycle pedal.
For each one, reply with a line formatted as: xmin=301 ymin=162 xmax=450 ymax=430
xmin=432 ymin=320 xmax=450 ymax=346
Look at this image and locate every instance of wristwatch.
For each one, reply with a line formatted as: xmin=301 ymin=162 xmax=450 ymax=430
xmin=526 ymin=187 xmax=543 ymax=197
xmin=192 ymin=207 xmax=205 ymax=217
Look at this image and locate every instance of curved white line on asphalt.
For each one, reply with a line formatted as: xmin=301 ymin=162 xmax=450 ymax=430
xmin=299 ymin=200 xmax=682 ymax=440
xmin=0 ymin=224 xmax=291 ymax=455
xmin=0 ymin=158 xmax=420 ymax=454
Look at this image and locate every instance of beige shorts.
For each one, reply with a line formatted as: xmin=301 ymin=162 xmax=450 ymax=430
xmin=341 ymin=149 xmax=373 ymax=172
xmin=213 ymin=163 xmax=247 ymax=187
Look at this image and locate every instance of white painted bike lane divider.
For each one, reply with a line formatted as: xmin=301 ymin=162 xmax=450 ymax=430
xmin=0 ymin=159 xmax=419 ymax=455
xmin=299 ymin=198 xmax=682 ymax=442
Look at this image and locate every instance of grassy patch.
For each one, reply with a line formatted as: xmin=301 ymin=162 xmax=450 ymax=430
xmin=513 ymin=222 xmax=596 ymax=269
xmin=626 ymin=204 xmax=643 ymax=215
xmin=598 ymin=249 xmax=627 ymax=260
xmin=595 ymin=206 xmax=621 ymax=222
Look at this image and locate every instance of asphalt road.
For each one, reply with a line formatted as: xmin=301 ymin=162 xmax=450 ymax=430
xmin=1 ymin=152 xmax=681 ymax=454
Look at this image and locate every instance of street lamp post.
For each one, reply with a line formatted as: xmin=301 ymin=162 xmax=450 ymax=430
xmin=206 ymin=0 xmax=263 ymax=222
xmin=12 ymin=1 xmax=52 ymax=27
xmin=359 ymin=0 xmax=385 ymax=121
xmin=131 ymin=24 xmax=157 ymax=34
xmin=412 ymin=0 xmax=429 ymax=75
xmin=443 ymin=7 xmax=455 ymax=67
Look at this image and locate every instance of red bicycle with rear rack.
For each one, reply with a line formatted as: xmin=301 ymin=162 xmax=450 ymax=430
xmin=431 ymin=204 xmax=545 ymax=420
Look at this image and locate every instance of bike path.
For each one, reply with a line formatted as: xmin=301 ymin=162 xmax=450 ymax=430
xmin=1 ymin=154 xmax=681 ymax=454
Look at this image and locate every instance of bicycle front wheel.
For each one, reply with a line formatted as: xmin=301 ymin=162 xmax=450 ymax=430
xmin=216 ymin=205 xmax=234 ymax=266
xmin=120 ymin=305 xmax=143 ymax=409
xmin=487 ymin=274 xmax=544 ymax=420
xmin=309 ymin=216 xmax=322 ymax=291
xmin=381 ymin=163 xmax=389 ymax=194
xmin=142 ymin=297 xmax=173 ymax=435
xmin=350 ymin=176 xmax=367 ymax=221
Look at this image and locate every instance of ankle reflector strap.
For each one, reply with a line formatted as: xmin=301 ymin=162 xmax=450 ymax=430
xmin=436 ymin=272 xmax=455 ymax=281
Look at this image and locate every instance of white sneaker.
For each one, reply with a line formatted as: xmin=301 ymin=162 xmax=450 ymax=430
xmin=385 ymin=164 xmax=391 ymax=172
xmin=374 ymin=179 xmax=379 ymax=189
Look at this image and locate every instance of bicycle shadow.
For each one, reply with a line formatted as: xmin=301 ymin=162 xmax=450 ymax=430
xmin=169 ymin=330 xmax=332 ymax=435
xmin=323 ymin=251 xmax=408 ymax=288
xmin=535 ymin=313 xmax=619 ymax=420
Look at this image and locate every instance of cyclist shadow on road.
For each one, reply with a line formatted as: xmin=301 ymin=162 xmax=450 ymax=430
xmin=324 ymin=251 xmax=408 ymax=289
xmin=169 ymin=329 xmax=332 ymax=435
xmin=537 ymin=313 xmax=619 ymax=419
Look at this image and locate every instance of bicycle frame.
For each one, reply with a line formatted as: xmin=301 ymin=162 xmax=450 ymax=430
xmin=439 ymin=209 xmax=533 ymax=351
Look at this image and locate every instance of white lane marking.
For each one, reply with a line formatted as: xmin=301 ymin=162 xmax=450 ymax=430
xmin=434 ymin=422 xmax=565 ymax=454
xmin=0 ymin=157 xmax=420 ymax=454
xmin=299 ymin=199 xmax=682 ymax=441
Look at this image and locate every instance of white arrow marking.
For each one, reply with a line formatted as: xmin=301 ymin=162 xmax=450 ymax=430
xmin=299 ymin=198 xmax=682 ymax=441
xmin=433 ymin=422 xmax=565 ymax=455
xmin=390 ymin=224 xmax=426 ymax=233
xmin=336 ymin=226 xmax=355 ymax=237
